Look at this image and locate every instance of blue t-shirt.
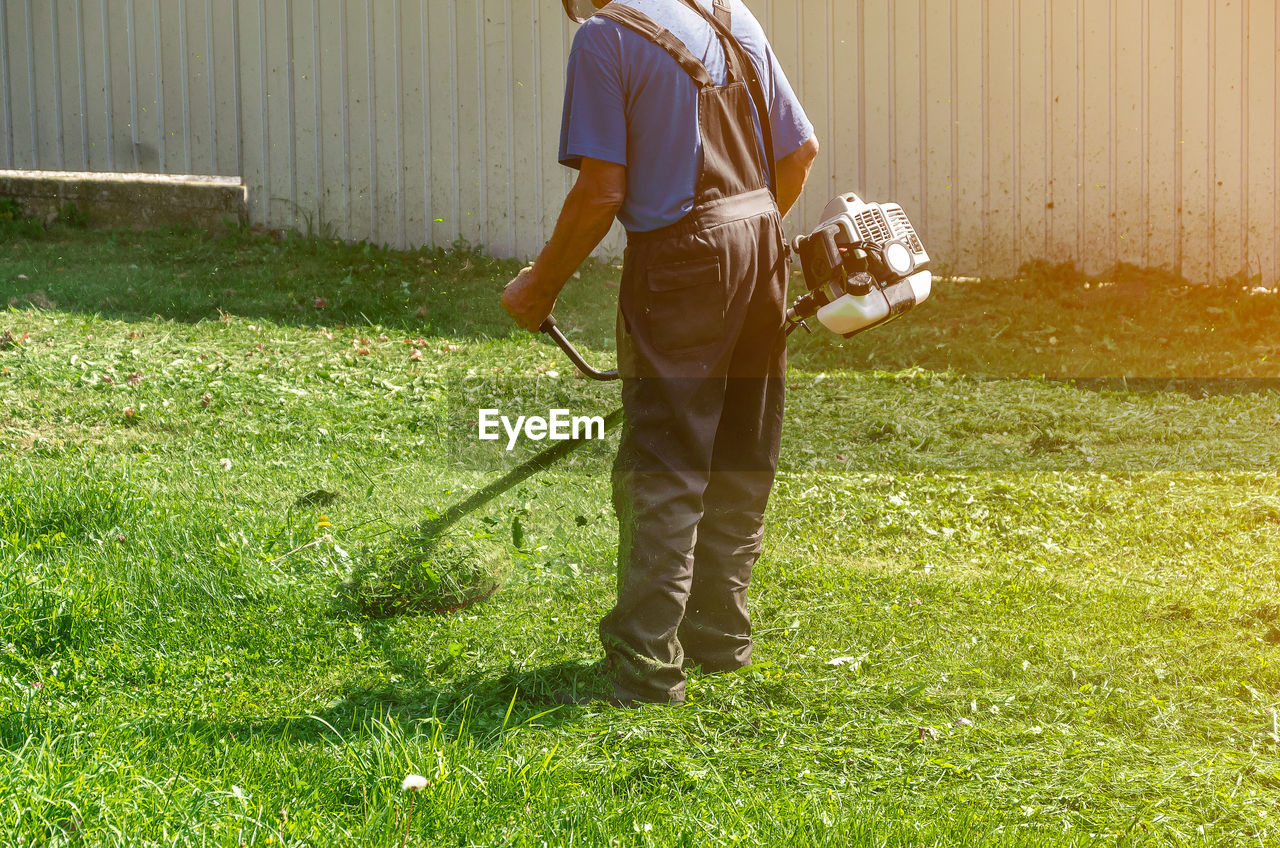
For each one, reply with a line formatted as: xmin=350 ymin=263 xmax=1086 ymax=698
xmin=558 ymin=0 xmax=813 ymax=233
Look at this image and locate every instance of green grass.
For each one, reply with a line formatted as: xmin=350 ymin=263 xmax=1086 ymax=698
xmin=1 ymin=222 xmax=1279 ymax=846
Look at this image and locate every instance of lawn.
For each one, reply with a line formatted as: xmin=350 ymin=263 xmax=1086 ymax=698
xmin=1 ymin=222 xmax=1279 ymax=846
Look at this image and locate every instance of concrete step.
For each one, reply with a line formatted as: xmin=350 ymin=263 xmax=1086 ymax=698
xmin=0 ymin=170 xmax=247 ymax=232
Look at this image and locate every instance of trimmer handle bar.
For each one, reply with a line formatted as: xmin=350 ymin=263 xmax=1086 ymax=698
xmin=539 ymin=315 xmax=620 ymax=382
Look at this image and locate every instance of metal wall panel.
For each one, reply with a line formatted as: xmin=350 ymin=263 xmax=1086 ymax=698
xmin=2 ymin=0 xmax=1277 ymax=284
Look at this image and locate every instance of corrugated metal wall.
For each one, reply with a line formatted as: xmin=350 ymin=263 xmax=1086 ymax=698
xmin=2 ymin=0 xmax=1277 ymax=284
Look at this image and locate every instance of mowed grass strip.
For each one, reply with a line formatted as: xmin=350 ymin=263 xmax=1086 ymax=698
xmin=1 ymin=225 xmax=1279 ymax=846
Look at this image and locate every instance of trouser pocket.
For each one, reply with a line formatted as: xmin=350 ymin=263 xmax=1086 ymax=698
xmin=644 ymin=255 xmax=725 ymax=354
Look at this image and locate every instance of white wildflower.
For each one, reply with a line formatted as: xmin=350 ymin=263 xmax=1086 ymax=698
xmin=402 ymin=773 xmax=428 ymax=792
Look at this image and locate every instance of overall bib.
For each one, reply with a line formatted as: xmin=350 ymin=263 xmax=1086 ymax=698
xmin=594 ymin=0 xmax=788 ymax=703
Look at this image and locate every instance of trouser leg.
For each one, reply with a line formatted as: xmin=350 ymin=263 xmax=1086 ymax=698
xmin=601 ymin=461 xmax=701 ymax=701
xmin=598 ymin=212 xmax=785 ymax=701
xmin=678 ymin=471 xmax=768 ymax=671
xmin=680 ymin=367 xmax=785 ymax=671
xmin=600 ymin=375 xmax=724 ymax=702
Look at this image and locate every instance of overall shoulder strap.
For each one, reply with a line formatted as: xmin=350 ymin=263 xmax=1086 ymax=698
xmin=593 ymin=5 xmax=715 ymax=89
xmin=704 ymin=0 xmax=739 ymax=79
xmin=674 ymin=0 xmax=776 ymax=194
xmin=711 ymin=0 xmax=732 ymax=28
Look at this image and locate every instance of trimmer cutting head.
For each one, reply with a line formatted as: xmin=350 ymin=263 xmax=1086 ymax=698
xmin=346 ymin=532 xmax=508 ymax=618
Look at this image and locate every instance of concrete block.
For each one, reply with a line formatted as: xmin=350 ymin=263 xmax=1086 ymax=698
xmin=0 ymin=170 xmax=248 ymax=233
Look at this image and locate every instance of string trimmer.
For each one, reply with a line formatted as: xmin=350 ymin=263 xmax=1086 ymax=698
xmin=348 ymin=192 xmax=931 ymax=617
xmin=348 ymin=319 xmax=620 ymax=617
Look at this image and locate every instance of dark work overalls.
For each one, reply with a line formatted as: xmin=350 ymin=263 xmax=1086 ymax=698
xmin=593 ymin=0 xmax=788 ymax=703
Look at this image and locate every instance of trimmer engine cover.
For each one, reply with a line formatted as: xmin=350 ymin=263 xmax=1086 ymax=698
xmin=788 ymin=193 xmax=932 ymax=338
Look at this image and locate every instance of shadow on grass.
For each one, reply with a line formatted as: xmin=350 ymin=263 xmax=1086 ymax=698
xmin=325 ymin=603 xmax=610 ymax=736
xmin=0 ymin=226 xmax=620 ymax=347
xmin=8 ymin=225 xmax=1279 ymax=386
xmin=305 ymin=658 xmax=602 ymax=744
xmin=110 ymin=658 xmax=602 ymax=754
xmin=1045 ymin=376 xmax=1280 ymax=397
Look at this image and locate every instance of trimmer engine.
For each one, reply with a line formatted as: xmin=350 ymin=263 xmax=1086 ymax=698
xmin=786 ymin=193 xmax=932 ymax=337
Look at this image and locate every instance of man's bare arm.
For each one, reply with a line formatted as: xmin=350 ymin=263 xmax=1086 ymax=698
xmin=501 ymin=157 xmax=627 ymax=331
xmin=775 ymin=136 xmax=820 ymax=217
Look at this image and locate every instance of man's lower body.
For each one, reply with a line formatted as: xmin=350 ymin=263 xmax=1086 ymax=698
xmin=598 ymin=205 xmax=787 ymax=704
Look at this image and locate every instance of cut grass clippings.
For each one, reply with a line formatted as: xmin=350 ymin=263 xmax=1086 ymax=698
xmin=1 ymin=223 xmax=1279 ymax=846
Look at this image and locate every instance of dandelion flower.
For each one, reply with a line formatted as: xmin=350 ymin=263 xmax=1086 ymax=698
xmin=400 ymin=773 xmax=427 ymax=845
xmin=317 ymin=515 xmax=332 ymax=528
xmin=219 ymin=458 xmax=233 ymax=471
